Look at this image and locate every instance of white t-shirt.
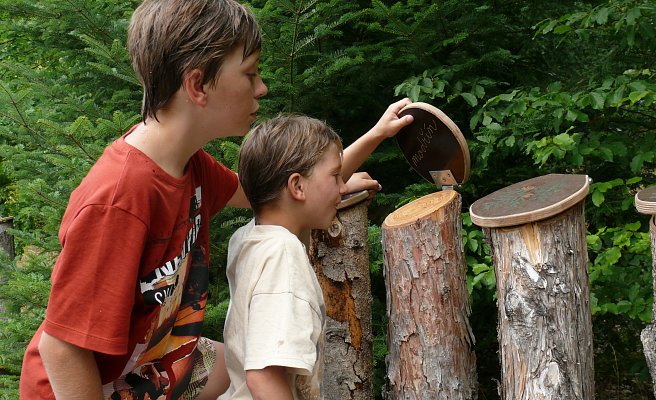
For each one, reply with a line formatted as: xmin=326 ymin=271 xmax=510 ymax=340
xmin=220 ymin=220 xmax=326 ymax=400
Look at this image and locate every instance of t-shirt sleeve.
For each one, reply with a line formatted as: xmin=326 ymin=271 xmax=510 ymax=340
xmin=243 ymin=241 xmax=323 ymax=375
xmin=197 ymin=150 xmax=238 ymax=216
xmin=44 ymin=204 xmax=147 ymax=355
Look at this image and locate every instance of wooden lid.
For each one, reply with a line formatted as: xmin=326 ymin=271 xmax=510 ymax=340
xmin=470 ymin=174 xmax=590 ymax=228
xmin=636 ymin=186 xmax=656 ymax=215
xmin=396 ymin=102 xmax=470 ymax=186
xmin=337 ymin=190 xmax=369 ymax=210
xmin=383 ymin=190 xmax=458 ymax=228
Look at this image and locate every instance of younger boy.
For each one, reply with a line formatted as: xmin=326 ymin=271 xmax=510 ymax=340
xmin=221 ymin=114 xmax=404 ymax=400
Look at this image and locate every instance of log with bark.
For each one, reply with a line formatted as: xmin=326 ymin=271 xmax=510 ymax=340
xmin=636 ymin=187 xmax=656 ymax=395
xmin=382 ymin=190 xmax=477 ymax=400
xmin=470 ymin=174 xmax=594 ymax=400
xmin=310 ymin=195 xmax=374 ymax=400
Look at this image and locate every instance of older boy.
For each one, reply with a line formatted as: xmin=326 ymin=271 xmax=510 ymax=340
xmin=221 ymin=113 xmax=407 ymax=400
xmin=19 ymin=0 xmax=411 ymax=398
xmin=20 ymin=1 xmax=265 ymax=399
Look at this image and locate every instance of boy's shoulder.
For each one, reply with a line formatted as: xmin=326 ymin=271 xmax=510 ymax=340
xmin=232 ymin=220 xmax=301 ymax=249
xmin=229 ymin=220 xmax=306 ymax=266
xmin=251 ymin=224 xmax=301 ymax=250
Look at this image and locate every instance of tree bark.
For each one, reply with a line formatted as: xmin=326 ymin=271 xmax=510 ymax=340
xmin=382 ymin=190 xmax=477 ymax=400
xmin=0 ymin=217 xmax=13 ymax=320
xmin=309 ymin=200 xmax=373 ymax=400
xmin=0 ymin=216 xmax=15 ymax=259
xmin=483 ymin=201 xmax=594 ymax=400
xmin=641 ymin=216 xmax=656 ymax=395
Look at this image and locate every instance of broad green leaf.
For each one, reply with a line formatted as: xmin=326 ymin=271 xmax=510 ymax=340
xmin=461 ymin=92 xmax=478 ymax=107
xmin=628 ymin=90 xmax=649 ymax=104
xmin=422 ymin=77 xmax=433 ymax=89
xmin=474 ymin=85 xmax=485 ymax=98
xmin=553 ymin=25 xmax=572 ymax=34
xmin=592 ymin=190 xmax=605 ymax=207
xmin=487 ymin=122 xmax=503 ymax=131
xmin=410 ymin=85 xmax=420 ymax=102
xmin=472 ymin=263 xmax=489 ymax=275
xmin=505 ymin=136 xmax=516 ymax=147
xmin=553 ymin=133 xmax=574 ymax=147
xmin=596 ymin=7 xmax=609 ymax=25
xmin=589 ymin=92 xmax=606 ymax=109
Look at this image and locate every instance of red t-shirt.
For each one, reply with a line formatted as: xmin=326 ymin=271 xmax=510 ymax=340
xmin=20 ymin=131 xmax=238 ymax=399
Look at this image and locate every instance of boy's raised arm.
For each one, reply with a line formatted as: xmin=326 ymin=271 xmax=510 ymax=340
xmin=341 ymin=98 xmax=413 ymax=183
xmin=227 ymin=179 xmax=252 ymax=209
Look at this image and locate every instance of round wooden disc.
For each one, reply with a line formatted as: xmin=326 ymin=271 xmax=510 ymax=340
xmin=635 ymin=186 xmax=656 ymax=215
xmin=383 ymin=190 xmax=458 ymax=228
xmin=337 ymin=190 xmax=369 ymax=210
xmin=396 ymin=102 xmax=470 ymax=185
xmin=470 ymin=174 xmax=590 ymax=228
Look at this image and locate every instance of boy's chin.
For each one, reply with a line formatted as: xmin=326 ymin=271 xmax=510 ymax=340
xmin=315 ymin=217 xmax=337 ymax=232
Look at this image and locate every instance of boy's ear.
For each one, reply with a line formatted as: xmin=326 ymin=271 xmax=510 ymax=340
xmin=287 ymin=173 xmax=306 ymax=201
xmin=182 ymin=69 xmax=208 ymax=107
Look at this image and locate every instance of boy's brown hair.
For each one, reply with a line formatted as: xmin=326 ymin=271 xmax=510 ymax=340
xmin=128 ymin=0 xmax=261 ymax=121
xmin=239 ymin=115 xmax=343 ymax=214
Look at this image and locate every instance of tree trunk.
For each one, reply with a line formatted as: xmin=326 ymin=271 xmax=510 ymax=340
xmin=310 ymin=200 xmax=373 ymax=400
xmin=0 ymin=216 xmax=15 ymax=259
xmin=381 ymin=190 xmax=477 ymax=400
xmin=0 ymin=217 xmax=13 ymax=320
xmin=641 ymin=216 xmax=656 ymax=395
xmin=484 ymin=201 xmax=594 ymax=400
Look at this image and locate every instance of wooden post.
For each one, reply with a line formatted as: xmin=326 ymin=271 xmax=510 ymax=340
xmin=470 ymin=174 xmax=594 ymax=400
xmin=309 ymin=192 xmax=374 ymax=400
xmin=635 ymin=186 xmax=656 ymax=394
xmin=382 ymin=190 xmax=477 ymax=400
xmin=0 ymin=216 xmax=15 ymax=259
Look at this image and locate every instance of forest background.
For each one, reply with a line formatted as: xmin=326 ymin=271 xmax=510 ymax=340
xmin=0 ymin=0 xmax=655 ymax=398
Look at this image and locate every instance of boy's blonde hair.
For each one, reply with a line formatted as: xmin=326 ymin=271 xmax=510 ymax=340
xmin=128 ymin=0 xmax=261 ymax=121
xmin=239 ymin=115 xmax=343 ymax=214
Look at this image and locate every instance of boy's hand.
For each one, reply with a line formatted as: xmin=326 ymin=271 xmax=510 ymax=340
xmin=345 ymin=172 xmax=381 ymax=201
xmin=371 ymin=98 xmax=414 ymax=139
xmin=345 ymin=172 xmax=381 ymax=195
xmin=341 ymin=98 xmax=414 ymax=183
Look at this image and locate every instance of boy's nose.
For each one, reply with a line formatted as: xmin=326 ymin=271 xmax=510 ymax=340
xmin=339 ymin=178 xmax=348 ymax=195
xmin=255 ymin=78 xmax=268 ymax=98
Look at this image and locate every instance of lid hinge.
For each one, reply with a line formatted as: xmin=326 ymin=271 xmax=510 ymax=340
xmin=430 ymin=170 xmax=460 ymax=191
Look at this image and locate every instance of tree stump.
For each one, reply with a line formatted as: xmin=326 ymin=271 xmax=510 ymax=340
xmin=635 ymin=186 xmax=656 ymax=395
xmin=0 ymin=216 xmax=15 ymax=259
xmin=470 ymin=174 xmax=594 ymax=400
xmin=310 ymin=191 xmax=373 ymax=400
xmin=382 ymin=190 xmax=477 ymax=400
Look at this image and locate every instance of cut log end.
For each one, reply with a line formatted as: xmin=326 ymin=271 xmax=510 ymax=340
xmin=383 ymin=190 xmax=457 ymax=228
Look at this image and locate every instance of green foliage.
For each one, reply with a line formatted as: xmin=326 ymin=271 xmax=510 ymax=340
xmin=0 ymin=250 xmax=50 ymax=379
xmin=588 ymin=220 xmax=653 ymax=321
xmin=462 ymin=213 xmax=496 ymax=296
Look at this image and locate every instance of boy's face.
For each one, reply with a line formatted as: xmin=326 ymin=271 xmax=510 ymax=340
xmin=301 ymin=144 xmax=348 ymax=230
xmin=206 ymin=45 xmax=268 ymax=139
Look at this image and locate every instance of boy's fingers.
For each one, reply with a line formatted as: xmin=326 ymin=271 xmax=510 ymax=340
xmin=390 ymin=114 xmax=414 ymax=131
xmin=399 ymin=114 xmax=414 ymax=125
xmin=389 ymin=97 xmax=412 ymax=113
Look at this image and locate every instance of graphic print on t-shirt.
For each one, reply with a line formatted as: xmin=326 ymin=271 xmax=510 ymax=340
xmin=105 ymin=186 xmax=209 ymax=400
